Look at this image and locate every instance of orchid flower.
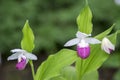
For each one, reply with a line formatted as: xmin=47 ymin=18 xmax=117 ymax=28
xmin=114 ymin=0 xmax=120 ymax=5
xmin=101 ymin=37 xmax=115 ymax=54
xmin=7 ymin=49 xmax=37 ymax=70
xmin=64 ymin=31 xmax=101 ymax=59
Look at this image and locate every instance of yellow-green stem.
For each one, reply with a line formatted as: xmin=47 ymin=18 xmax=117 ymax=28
xmin=79 ymin=59 xmax=83 ymax=80
xmin=29 ymin=60 xmax=35 ymax=80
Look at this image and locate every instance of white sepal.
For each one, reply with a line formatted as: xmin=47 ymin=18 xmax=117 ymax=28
xmin=77 ymin=39 xmax=89 ymax=48
xmin=114 ymin=0 xmax=120 ymax=5
xmin=101 ymin=37 xmax=115 ymax=54
xmin=8 ymin=49 xmax=37 ymax=61
xmin=24 ymin=53 xmax=37 ymax=60
xmin=76 ymin=31 xmax=91 ymax=38
xmin=7 ymin=53 xmax=21 ymax=61
xmin=64 ymin=38 xmax=80 ymax=47
xmin=11 ymin=49 xmax=26 ymax=53
xmin=85 ymin=38 xmax=101 ymax=44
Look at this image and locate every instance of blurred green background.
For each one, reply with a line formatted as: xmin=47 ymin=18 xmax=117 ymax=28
xmin=0 ymin=0 xmax=120 ymax=80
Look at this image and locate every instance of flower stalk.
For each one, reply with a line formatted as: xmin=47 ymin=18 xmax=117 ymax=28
xmin=29 ymin=60 xmax=35 ymax=80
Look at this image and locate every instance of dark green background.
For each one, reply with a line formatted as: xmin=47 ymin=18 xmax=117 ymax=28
xmin=0 ymin=0 xmax=120 ymax=80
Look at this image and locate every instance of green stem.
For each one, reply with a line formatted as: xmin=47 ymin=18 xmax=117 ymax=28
xmin=76 ymin=58 xmax=83 ymax=80
xmin=29 ymin=60 xmax=35 ymax=80
xmin=79 ymin=59 xmax=83 ymax=80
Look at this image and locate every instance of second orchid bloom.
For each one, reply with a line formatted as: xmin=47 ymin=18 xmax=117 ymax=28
xmin=64 ymin=31 xmax=101 ymax=59
xmin=7 ymin=49 xmax=37 ymax=70
xmin=101 ymin=37 xmax=115 ymax=54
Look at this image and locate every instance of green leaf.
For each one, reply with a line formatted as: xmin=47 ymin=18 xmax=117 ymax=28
xmin=51 ymin=66 xmax=98 ymax=80
xmin=95 ymin=24 xmax=115 ymax=40
xmin=82 ymin=70 xmax=98 ymax=80
xmin=50 ymin=76 xmax=66 ymax=80
xmin=60 ymin=66 xmax=77 ymax=80
xmin=103 ymin=53 xmax=120 ymax=68
xmin=113 ymin=69 xmax=120 ymax=80
xmin=108 ymin=30 xmax=120 ymax=45
xmin=35 ymin=49 xmax=78 ymax=80
xmin=76 ymin=27 xmax=118 ymax=80
xmin=21 ymin=20 xmax=35 ymax=52
xmin=51 ymin=67 xmax=98 ymax=80
xmin=77 ymin=3 xmax=93 ymax=34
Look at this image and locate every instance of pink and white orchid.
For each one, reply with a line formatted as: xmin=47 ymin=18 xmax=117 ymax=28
xmin=101 ymin=37 xmax=115 ymax=54
xmin=64 ymin=31 xmax=101 ymax=59
xmin=7 ymin=49 xmax=37 ymax=70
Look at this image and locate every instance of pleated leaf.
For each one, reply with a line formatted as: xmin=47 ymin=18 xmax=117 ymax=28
xmin=50 ymin=67 xmax=98 ymax=80
xmin=82 ymin=70 xmax=98 ymax=80
xmin=50 ymin=76 xmax=66 ymax=80
xmin=77 ymin=3 xmax=92 ymax=34
xmin=113 ymin=69 xmax=120 ymax=80
xmin=60 ymin=66 xmax=77 ymax=80
xmin=35 ymin=49 xmax=78 ymax=80
xmin=21 ymin=20 xmax=35 ymax=52
xmin=95 ymin=24 xmax=115 ymax=40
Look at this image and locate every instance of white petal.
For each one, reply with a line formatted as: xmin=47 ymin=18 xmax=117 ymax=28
xmin=7 ymin=53 xmax=21 ymax=61
xmin=76 ymin=31 xmax=91 ymax=38
xmin=103 ymin=38 xmax=115 ymax=51
xmin=11 ymin=49 xmax=25 ymax=53
xmin=24 ymin=53 xmax=37 ymax=60
xmin=18 ymin=54 xmax=27 ymax=62
xmin=26 ymin=59 xmax=29 ymax=64
xmin=114 ymin=0 xmax=120 ymax=5
xmin=101 ymin=37 xmax=115 ymax=54
xmin=77 ymin=39 xmax=89 ymax=47
xmin=101 ymin=44 xmax=111 ymax=54
xmin=64 ymin=38 xmax=80 ymax=47
xmin=85 ymin=38 xmax=101 ymax=44
xmin=109 ymin=43 xmax=115 ymax=51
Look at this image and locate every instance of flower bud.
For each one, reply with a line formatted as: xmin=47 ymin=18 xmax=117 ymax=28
xmin=101 ymin=37 xmax=115 ymax=54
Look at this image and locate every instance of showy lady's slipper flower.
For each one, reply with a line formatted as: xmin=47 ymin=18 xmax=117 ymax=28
xmin=64 ymin=31 xmax=101 ymax=59
xmin=101 ymin=37 xmax=115 ymax=54
xmin=114 ymin=0 xmax=120 ymax=5
xmin=7 ymin=49 xmax=37 ymax=70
